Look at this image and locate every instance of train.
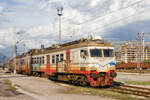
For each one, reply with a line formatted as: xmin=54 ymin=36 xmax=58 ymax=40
xmin=116 ymin=62 xmax=150 ymax=70
xmin=9 ymin=37 xmax=117 ymax=87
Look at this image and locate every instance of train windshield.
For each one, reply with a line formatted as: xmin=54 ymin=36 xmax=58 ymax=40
xmin=90 ymin=49 xmax=102 ymax=57
xmin=103 ymin=49 xmax=114 ymax=57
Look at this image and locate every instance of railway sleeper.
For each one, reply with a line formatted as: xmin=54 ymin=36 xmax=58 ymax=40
xmin=122 ymin=85 xmax=150 ymax=91
xmin=112 ymin=87 xmax=150 ymax=95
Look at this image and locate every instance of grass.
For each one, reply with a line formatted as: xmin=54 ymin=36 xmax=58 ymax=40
xmin=125 ymin=81 xmax=150 ymax=85
xmin=14 ymin=84 xmax=20 ymax=87
xmin=61 ymin=85 xmax=141 ymax=100
xmin=4 ymin=79 xmax=17 ymax=90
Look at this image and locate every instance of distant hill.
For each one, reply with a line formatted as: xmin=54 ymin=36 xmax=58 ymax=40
xmin=0 ymin=46 xmax=13 ymax=57
xmin=0 ymin=53 xmax=9 ymax=64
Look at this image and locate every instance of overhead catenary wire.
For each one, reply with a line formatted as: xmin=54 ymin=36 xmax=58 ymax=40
xmin=86 ymin=7 xmax=150 ymax=34
xmin=17 ymin=31 xmax=58 ymax=44
xmin=68 ymin=6 xmax=150 ymax=41
xmin=48 ymin=0 xmax=149 ymax=43
xmin=13 ymin=0 xmax=149 ymax=48
xmin=16 ymin=0 xmax=146 ymax=43
xmin=54 ymin=0 xmax=145 ymax=26
xmin=75 ymin=0 xmax=145 ymax=26
xmin=61 ymin=0 xmax=147 ymax=40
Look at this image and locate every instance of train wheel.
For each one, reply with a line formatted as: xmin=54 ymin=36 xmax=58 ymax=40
xmin=79 ymin=77 xmax=88 ymax=86
xmin=41 ymin=73 xmax=47 ymax=78
xmin=78 ymin=79 xmax=86 ymax=86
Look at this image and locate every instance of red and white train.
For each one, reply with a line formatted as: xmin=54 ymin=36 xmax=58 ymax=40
xmin=9 ymin=37 xmax=117 ymax=87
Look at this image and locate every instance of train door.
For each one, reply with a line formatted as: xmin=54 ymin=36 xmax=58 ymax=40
xmin=27 ymin=56 xmax=32 ymax=74
xmin=25 ymin=56 xmax=30 ymax=74
xmin=46 ymin=55 xmax=50 ymax=75
xmin=26 ymin=57 xmax=28 ymax=74
xmin=57 ymin=54 xmax=65 ymax=73
xmin=65 ymin=49 xmax=70 ymax=72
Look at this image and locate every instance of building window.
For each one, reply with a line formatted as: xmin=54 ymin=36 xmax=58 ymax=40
xmin=52 ymin=55 xmax=55 ymax=64
xmin=60 ymin=54 xmax=64 ymax=61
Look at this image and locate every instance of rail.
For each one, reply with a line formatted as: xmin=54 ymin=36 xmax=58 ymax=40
xmin=109 ymin=84 xmax=150 ymax=98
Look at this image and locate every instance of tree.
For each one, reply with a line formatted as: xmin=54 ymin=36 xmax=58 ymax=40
xmin=143 ymin=60 xmax=150 ymax=63
xmin=0 ymin=64 xmax=3 ymax=67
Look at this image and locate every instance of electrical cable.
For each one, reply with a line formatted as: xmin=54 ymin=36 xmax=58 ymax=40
xmin=76 ymin=0 xmax=145 ymax=26
xmin=87 ymin=7 xmax=150 ymax=34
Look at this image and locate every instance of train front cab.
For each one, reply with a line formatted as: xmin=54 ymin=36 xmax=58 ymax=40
xmin=44 ymin=46 xmax=117 ymax=87
xmin=79 ymin=47 xmax=117 ymax=87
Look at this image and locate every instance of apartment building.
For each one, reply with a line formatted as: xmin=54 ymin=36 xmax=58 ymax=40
xmin=115 ymin=44 xmax=150 ymax=63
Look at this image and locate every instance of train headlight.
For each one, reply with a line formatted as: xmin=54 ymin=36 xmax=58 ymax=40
xmin=110 ymin=66 xmax=115 ymax=70
xmin=100 ymin=66 xmax=108 ymax=71
xmin=110 ymin=67 xmax=113 ymax=70
xmin=90 ymin=66 xmax=97 ymax=71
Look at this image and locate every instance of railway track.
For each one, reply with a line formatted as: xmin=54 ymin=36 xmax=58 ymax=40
xmin=109 ymin=84 xmax=150 ymax=98
xmin=2 ymin=71 xmax=150 ymax=98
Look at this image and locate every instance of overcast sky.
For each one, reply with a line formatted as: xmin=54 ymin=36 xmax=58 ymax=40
xmin=0 ymin=0 xmax=150 ymax=56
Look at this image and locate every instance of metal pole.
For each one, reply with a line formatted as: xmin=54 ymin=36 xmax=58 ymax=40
xmin=140 ymin=33 xmax=142 ymax=71
xmin=142 ymin=33 xmax=145 ymax=62
xmin=59 ymin=15 xmax=61 ymax=44
xmin=136 ymin=32 xmax=145 ymax=71
xmin=140 ymin=32 xmax=144 ymax=71
xmin=57 ymin=7 xmax=63 ymax=44
xmin=13 ymin=27 xmax=17 ymax=74
xmin=137 ymin=33 xmax=141 ymax=71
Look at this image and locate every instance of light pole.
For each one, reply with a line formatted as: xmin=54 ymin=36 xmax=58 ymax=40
xmin=57 ymin=7 xmax=63 ymax=44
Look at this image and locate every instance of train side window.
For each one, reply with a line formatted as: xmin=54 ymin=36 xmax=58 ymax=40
xmin=20 ymin=59 xmax=25 ymax=65
xmin=80 ymin=50 xmax=87 ymax=59
xmin=32 ymin=58 xmax=34 ymax=64
xmin=39 ymin=57 xmax=41 ymax=64
xmin=39 ymin=57 xmax=40 ymax=64
xmin=23 ymin=59 xmax=25 ymax=65
xmin=35 ymin=58 xmax=37 ymax=64
xmin=37 ymin=57 xmax=39 ymax=64
xmin=52 ymin=55 xmax=55 ymax=64
xmin=37 ymin=57 xmax=38 ymax=64
xmin=42 ymin=56 xmax=45 ymax=64
xmin=31 ymin=58 xmax=33 ymax=64
xmin=16 ymin=60 xmax=18 ymax=65
xmin=56 ymin=55 xmax=59 ymax=63
xmin=60 ymin=54 xmax=64 ymax=61
xmin=20 ymin=60 xmax=21 ymax=65
xmin=33 ymin=58 xmax=36 ymax=64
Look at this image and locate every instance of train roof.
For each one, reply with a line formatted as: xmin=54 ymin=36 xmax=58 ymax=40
xmin=16 ymin=37 xmax=114 ymax=57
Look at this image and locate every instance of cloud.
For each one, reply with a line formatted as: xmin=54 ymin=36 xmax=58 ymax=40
xmin=0 ymin=6 xmax=3 ymax=13
xmin=0 ymin=45 xmax=4 ymax=49
xmin=0 ymin=0 xmax=150 ymax=56
xmin=0 ymin=28 xmax=14 ymax=45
